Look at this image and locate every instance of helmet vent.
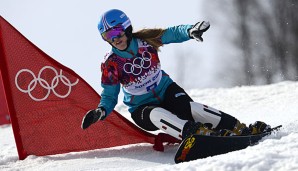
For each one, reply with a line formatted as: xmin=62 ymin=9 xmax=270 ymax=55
xmin=111 ymin=20 xmax=116 ymax=24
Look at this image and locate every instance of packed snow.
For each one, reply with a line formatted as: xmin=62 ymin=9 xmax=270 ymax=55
xmin=1 ymin=81 xmax=298 ymax=171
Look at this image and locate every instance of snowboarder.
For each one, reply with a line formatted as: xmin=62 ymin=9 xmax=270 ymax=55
xmin=81 ymin=9 xmax=270 ymax=140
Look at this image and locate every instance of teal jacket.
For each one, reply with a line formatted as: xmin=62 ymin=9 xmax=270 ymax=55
xmin=99 ymin=25 xmax=193 ymax=115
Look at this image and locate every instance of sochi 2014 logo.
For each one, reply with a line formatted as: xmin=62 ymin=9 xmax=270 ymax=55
xmin=15 ymin=66 xmax=79 ymax=101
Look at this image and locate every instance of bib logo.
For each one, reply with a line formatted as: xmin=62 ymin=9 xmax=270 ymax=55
xmin=15 ymin=66 xmax=79 ymax=101
xmin=176 ymin=136 xmax=196 ymax=162
xmin=123 ymin=51 xmax=152 ymax=75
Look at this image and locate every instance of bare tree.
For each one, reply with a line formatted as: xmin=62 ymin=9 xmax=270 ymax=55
xmin=234 ymin=0 xmax=255 ymax=85
xmin=211 ymin=0 xmax=298 ymax=85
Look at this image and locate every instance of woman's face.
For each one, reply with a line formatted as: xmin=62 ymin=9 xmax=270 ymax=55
xmin=110 ymin=34 xmax=128 ymax=51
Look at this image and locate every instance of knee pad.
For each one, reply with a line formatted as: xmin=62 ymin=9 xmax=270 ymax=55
xmin=190 ymin=102 xmax=222 ymax=128
xmin=149 ymin=107 xmax=187 ymax=140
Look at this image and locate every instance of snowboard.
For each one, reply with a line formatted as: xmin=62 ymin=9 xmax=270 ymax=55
xmin=174 ymin=125 xmax=282 ymax=164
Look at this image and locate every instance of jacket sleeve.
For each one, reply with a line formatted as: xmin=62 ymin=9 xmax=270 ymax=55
xmin=98 ymin=57 xmax=121 ymax=116
xmin=161 ymin=24 xmax=193 ymax=44
xmin=98 ymin=83 xmax=120 ymax=116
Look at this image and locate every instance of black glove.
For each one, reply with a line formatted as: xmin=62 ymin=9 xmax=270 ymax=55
xmin=188 ymin=21 xmax=210 ymax=42
xmin=81 ymin=107 xmax=106 ymax=129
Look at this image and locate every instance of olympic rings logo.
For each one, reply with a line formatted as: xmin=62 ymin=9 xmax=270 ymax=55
xmin=123 ymin=51 xmax=152 ymax=75
xmin=15 ymin=66 xmax=79 ymax=101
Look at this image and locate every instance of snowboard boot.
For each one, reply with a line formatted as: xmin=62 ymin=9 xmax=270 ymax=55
xmin=182 ymin=121 xmax=215 ymax=139
xmin=249 ymin=121 xmax=271 ymax=134
xmin=216 ymin=120 xmax=251 ymax=136
xmin=231 ymin=120 xmax=251 ymax=136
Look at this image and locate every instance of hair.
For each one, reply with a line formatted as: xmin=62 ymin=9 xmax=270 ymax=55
xmin=132 ymin=28 xmax=166 ymax=51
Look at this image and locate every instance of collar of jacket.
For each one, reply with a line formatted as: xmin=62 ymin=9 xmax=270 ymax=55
xmin=112 ymin=38 xmax=138 ymax=59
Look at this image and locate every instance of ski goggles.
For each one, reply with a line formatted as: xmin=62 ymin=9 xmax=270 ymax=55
xmin=101 ymin=24 xmax=125 ymax=43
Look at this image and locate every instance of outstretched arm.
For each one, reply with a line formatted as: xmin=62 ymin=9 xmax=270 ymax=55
xmin=161 ymin=25 xmax=193 ymax=44
xmin=161 ymin=21 xmax=210 ymax=44
xmin=81 ymin=57 xmax=121 ymax=129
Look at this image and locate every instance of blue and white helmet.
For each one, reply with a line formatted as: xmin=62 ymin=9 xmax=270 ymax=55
xmin=98 ymin=9 xmax=131 ymax=35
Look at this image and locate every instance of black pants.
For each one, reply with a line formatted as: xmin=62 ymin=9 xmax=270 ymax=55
xmin=131 ymin=82 xmax=194 ymax=131
xmin=131 ymin=82 xmax=238 ymax=132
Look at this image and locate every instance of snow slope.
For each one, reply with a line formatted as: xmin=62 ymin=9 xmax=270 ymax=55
xmin=1 ymin=81 xmax=298 ymax=171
